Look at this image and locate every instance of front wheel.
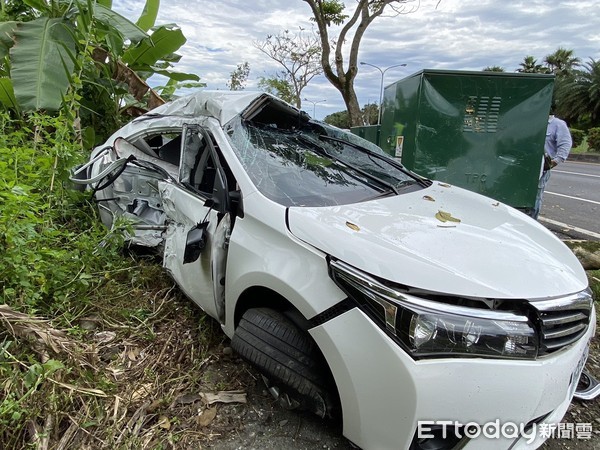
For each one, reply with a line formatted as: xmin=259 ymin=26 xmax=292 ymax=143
xmin=231 ymin=307 xmax=339 ymax=418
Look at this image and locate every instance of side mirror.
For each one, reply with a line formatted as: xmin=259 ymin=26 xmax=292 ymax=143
xmin=183 ymin=221 xmax=209 ymax=264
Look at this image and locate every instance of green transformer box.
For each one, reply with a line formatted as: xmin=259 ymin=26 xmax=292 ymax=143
xmin=352 ymin=69 xmax=555 ymax=210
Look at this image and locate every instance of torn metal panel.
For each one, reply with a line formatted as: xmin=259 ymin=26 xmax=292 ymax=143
xmin=211 ymin=213 xmax=231 ymax=322
xmin=113 ymin=137 xmax=178 ymax=179
xmin=179 ymin=126 xmax=204 ymax=185
xmin=159 ymin=181 xmax=221 ymax=319
xmin=158 ymin=183 xmax=196 ymax=226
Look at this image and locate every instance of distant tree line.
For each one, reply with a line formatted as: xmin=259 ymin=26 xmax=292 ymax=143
xmin=484 ymin=47 xmax=600 ymax=131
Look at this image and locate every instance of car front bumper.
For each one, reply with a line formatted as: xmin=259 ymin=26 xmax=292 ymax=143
xmin=310 ymin=305 xmax=596 ymax=450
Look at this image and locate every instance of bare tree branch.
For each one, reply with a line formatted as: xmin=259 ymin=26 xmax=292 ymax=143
xmin=254 ymin=28 xmax=323 ymax=108
xmin=303 ymin=0 xmax=421 ymax=126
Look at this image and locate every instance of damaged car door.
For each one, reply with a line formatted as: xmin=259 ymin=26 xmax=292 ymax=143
xmin=160 ymin=124 xmax=231 ymax=321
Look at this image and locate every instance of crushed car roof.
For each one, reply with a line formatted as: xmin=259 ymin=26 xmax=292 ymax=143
xmin=143 ymin=90 xmax=265 ymax=124
xmin=102 ymin=90 xmax=307 ymax=151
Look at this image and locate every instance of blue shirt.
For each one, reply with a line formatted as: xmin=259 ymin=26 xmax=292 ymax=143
xmin=545 ymin=116 xmax=572 ymax=163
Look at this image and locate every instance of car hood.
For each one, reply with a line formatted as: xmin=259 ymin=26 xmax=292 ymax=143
xmin=287 ymin=182 xmax=587 ymax=299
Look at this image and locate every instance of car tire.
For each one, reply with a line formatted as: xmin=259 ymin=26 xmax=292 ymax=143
xmin=231 ymin=307 xmax=338 ymax=419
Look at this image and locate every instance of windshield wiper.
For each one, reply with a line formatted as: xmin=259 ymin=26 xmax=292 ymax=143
xmin=318 ymin=134 xmax=430 ymax=188
xmin=296 ymin=134 xmax=399 ymax=195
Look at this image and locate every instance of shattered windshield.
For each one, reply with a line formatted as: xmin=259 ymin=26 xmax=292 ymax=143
xmin=226 ymin=115 xmax=420 ymax=207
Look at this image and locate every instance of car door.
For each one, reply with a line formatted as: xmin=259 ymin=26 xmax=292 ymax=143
xmin=159 ymin=124 xmax=231 ymax=321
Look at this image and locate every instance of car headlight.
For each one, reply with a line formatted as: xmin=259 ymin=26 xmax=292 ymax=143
xmin=329 ymin=260 xmax=538 ymax=359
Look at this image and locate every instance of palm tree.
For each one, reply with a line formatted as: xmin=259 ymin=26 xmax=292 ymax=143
xmin=482 ymin=66 xmax=505 ymax=72
xmin=556 ymin=58 xmax=600 ymax=126
xmin=544 ymin=47 xmax=580 ymax=77
xmin=517 ymin=56 xmax=549 ymax=74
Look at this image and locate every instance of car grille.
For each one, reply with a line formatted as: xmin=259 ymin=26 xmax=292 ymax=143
xmin=532 ymin=293 xmax=593 ymax=355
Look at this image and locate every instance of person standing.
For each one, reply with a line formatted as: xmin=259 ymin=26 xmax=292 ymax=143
xmin=531 ymin=110 xmax=572 ymax=219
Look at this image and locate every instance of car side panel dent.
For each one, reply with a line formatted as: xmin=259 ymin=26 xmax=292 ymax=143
xmin=159 ymin=182 xmax=220 ymax=319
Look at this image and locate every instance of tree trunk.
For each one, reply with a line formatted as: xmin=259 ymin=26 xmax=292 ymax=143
xmin=303 ymin=0 xmax=400 ymax=127
xmin=342 ymin=82 xmax=363 ymax=127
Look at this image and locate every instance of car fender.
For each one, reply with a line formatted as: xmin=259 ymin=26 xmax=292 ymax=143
xmin=222 ymin=194 xmax=346 ymax=337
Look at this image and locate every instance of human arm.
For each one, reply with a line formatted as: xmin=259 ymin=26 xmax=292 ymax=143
xmin=552 ymin=120 xmax=572 ymax=165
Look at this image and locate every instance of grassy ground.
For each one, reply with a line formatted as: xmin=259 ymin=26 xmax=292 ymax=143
xmin=570 ymin=136 xmax=600 ymax=155
xmin=571 ymin=137 xmax=590 ymax=154
xmin=0 ymin=250 xmax=243 ymax=449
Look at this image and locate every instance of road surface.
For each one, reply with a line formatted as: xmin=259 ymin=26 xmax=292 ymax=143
xmin=540 ymin=160 xmax=600 ymax=241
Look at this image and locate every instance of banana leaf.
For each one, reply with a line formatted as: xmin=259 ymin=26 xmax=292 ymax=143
xmin=0 ymin=77 xmax=18 ymax=110
xmin=123 ymin=25 xmax=186 ymax=67
xmin=0 ymin=21 xmax=18 ymax=59
xmin=136 ymin=0 xmax=160 ymax=32
xmin=93 ymin=4 xmax=147 ymax=44
xmin=10 ymin=18 xmax=75 ymax=111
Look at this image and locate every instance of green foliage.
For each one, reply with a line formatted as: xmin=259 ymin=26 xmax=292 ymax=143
xmin=556 ymin=58 xmax=600 ymax=127
xmin=589 ymin=270 xmax=600 ymax=302
xmin=362 ymin=102 xmax=379 ymax=125
xmin=0 ymin=77 xmax=18 ymax=110
xmin=323 ymin=110 xmax=350 ymax=128
xmin=122 ymin=25 xmax=187 ymax=68
xmin=135 ymin=0 xmax=160 ymax=32
xmin=228 ymin=62 xmax=250 ymax=91
xmin=544 ymin=47 xmax=580 ymax=78
xmin=9 ymin=17 xmax=76 ymax=111
xmin=258 ymin=74 xmax=295 ymax=104
xmin=0 ymin=112 xmax=126 ymax=314
xmin=482 ymin=66 xmax=505 ymax=72
xmin=0 ymin=1 xmax=37 ymax=22
xmin=309 ymin=0 xmax=348 ymax=26
xmin=0 ymin=110 xmax=157 ymax=445
xmin=569 ymin=128 xmax=585 ymax=148
xmin=324 ymin=103 xmax=380 ymax=128
xmin=587 ymin=127 xmax=600 ymax=152
xmin=516 ymin=56 xmax=549 ymax=74
xmin=0 ymin=21 xmax=18 ymax=59
xmin=0 ymin=0 xmax=195 ymax=138
xmin=0 ymin=343 xmax=65 ymax=428
xmin=93 ymin=3 xmax=148 ymax=44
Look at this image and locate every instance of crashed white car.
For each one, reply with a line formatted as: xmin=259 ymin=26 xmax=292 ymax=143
xmin=72 ymin=91 xmax=596 ymax=449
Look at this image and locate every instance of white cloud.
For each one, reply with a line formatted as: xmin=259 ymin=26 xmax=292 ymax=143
xmin=113 ymin=0 xmax=600 ymax=119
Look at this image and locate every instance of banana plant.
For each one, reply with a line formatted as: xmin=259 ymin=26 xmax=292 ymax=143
xmin=0 ymin=0 xmax=199 ymax=114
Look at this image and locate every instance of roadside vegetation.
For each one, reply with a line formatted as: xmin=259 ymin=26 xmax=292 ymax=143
xmin=0 ymin=111 xmax=237 ymax=448
xmin=0 ymin=1 xmax=228 ymax=448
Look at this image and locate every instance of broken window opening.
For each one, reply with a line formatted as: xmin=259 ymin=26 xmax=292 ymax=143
xmin=129 ymin=130 xmax=183 ymax=166
xmin=226 ymin=98 xmax=424 ymax=207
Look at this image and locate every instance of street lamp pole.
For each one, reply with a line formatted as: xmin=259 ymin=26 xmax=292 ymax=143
xmin=360 ymin=62 xmax=407 ymax=125
xmin=303 ymin=98 xmax=326 ymax=117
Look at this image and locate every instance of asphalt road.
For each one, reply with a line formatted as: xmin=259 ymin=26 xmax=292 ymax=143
xmin=540 ymin=160 xmax=600 ymax=241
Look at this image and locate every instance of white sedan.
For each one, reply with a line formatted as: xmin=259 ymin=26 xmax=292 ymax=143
xmin=72 ymin=91 xmax=595 ymax=450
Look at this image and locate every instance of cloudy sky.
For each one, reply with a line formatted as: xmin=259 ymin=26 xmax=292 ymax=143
xmin=112 ymin=0 xmax=600 ymax=119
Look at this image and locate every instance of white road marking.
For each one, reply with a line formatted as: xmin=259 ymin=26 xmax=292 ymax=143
xmin=546 ymin=191 xmax=600 ymax=206
xmin=539 ymin=217 xmax=600 ymax=240
xmin=554 ymin=170 xmax=600 ymax=178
